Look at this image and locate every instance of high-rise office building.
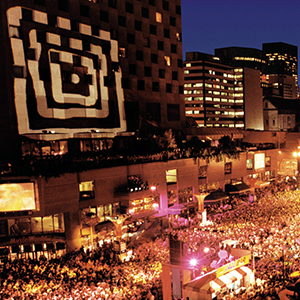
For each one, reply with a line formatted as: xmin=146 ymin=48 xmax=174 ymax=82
xmin=263 ymin=42 xmax=298 ymax=85
xmin=184 ymin=52 xmax=263 ymax=130
xmin=215 ymin=46 xmax=265 ymax=71
xmin=0 ymin=0 xmax=185 ymax=163
xmin=215 ymin=43 xmax=299 ymax=99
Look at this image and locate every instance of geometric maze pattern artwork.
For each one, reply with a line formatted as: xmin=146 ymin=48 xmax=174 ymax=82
xmin=7 ymin=6 xmax=126 ymax=136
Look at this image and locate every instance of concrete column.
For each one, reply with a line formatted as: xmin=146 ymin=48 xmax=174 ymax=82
xmin=64 ymin=211 xmax=81 ymax=252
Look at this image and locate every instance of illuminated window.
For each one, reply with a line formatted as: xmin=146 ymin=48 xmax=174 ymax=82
xmin=193 ymin=83 xmax=203 ymax=87
xmin=166 ymin=169 xmax=177 ymax=184
xmin=184 ymin=70 xmax=189 ymax=74
xmin=246 ymin=159 xmax=253 ymax=170
xmin=164 ymin=56 xmax=171 ymax=66
xmin=225 ymin=162 xmax=232 ymax=174
xmin=79 ymin=181 xmax=95 ymax=200
xmin=119 ymin=47 xmax=126 ymax=58
xmin=156 ymin=12 xmax=162 ymax=22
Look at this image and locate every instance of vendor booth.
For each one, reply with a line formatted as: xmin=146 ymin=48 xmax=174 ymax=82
xmin=182 ymin=266 xmax=254 ymax=300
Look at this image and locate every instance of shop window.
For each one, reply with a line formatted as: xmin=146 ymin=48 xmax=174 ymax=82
xmin=80 ymin=140 xmax=92 ymax=152
xmin=199 ymin=165 xmax=207 ymax=179
xmin=199 ymin=184 xmax=207 ymax=193
xmin=166 ymin=169 xmax=177 ymax=184
xmin=207 ymin=182 xmax=220 ymax=192
xmin=266 ymin=156 xmax=271 ymax=167
xmin=79 ymin=181 xmax=95 ymax=200
xmin=178 ymin=187 xmax=193 ymax=204
xmin=168 ymin=191 xmax=177 ymax=206
xmin=42 ymin=216 xmax=54 ymax=232
xmin=53 ymin=214 xmax=65 ymax=232
xmin=31 ymin=217 xmax=43 ymax=233
xmin=129 ymin=194 xmax=159 ymax=215
xmin=246 ymin=158 xmax=253 ymax=170
xmin=225 ymin=162 xmax=232 ymax=174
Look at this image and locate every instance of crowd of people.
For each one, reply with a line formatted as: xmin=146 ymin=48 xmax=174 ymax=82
xmin=1 ymin=180 xmax=300 ymax=299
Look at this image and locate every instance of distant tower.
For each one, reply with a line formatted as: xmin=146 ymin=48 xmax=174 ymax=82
xmin=262 ymin=42 xmax=298 ymax=85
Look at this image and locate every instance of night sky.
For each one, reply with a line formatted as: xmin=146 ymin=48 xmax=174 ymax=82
xmin=181 ymin=0 xmax=300 ymax=62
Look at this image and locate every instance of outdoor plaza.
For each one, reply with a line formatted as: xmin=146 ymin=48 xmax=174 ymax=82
xmin=1 ymin=180 xmax=300 ymax=299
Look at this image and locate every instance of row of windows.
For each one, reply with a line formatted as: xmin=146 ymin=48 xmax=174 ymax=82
xmin=34 ymin=0 xmax=181 ymax=16
xmin=121 ymin=78 xmax=183 ymax=93
xmin=128 ymin=65 xmax=179 ymax=80
xmin=185 ymin=97 xmax=236 ymax=103
xmin=120 ymin=49 xmax=183 ymax=68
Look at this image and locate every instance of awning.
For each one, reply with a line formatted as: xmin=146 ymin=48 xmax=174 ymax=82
xmin=204 ymin=189 xmax=229 ymax=205
xmin=210 ymin=267 xmax=253 ymax=292
xmin=183 ymin=266 xmax=253 ymax=294
xmin=225 ymin=182 xmax=251 ymax=194
xmin=167 ymin=203 xmax=187 ymax=215
xmin=254 ymin=180 xmax=270 ymax=188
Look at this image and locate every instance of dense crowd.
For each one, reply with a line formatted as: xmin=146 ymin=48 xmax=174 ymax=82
xmin=0 ymin=239 xmax=167 ymax=299
xmin=1 ymin=180 xmax=300 ymax=299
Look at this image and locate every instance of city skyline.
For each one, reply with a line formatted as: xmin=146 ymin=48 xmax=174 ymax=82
xmin=181 ymin=0 xmax=300 ymax=61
